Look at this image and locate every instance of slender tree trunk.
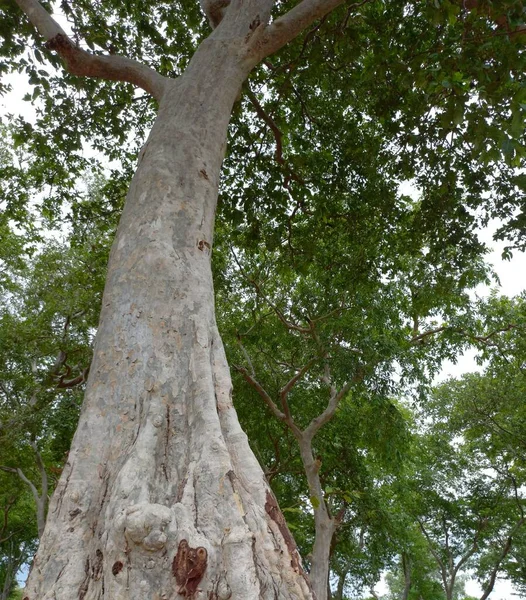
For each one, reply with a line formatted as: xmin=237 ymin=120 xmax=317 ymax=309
xmin=0 ymin=541 xmax=24 ymax=600
xmin=1 ymin=560 xmax=13 ymax=600
xmin=445 ymin=580 xmax=454 ymax=600
xmin=401 ymin=552 xmax=411 ymax=600
xmin=332 ymin=571 xmax=347 ymax=600
xmin=298 ymin=442 xmax=337 ymax=600
xmin=24 ymin=36 xmax=314 ymax=600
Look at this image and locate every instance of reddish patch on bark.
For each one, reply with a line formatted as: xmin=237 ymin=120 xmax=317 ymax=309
xmin=197 ymin=240 xmax=211 ymax=252
xmin=265 ymin=490 xmax=314 ymax=593
xmin=265 ymin=490 xmax=301 ymax=571
xmin=172 ymin=539 xmax=208 ymax=597
xmin=112 ymin=561 xmax=124 ymax=576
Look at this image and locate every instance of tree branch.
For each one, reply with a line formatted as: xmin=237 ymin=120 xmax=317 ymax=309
xmin=235 ymin=366 xmax=285 ymax=420
xmin=417 ymin=518 xmax=448 ymax=588
xmin=14 ymin=0 xmax=168 ymax=101
xmin=30 ymin=440 xmax=48 ymax=509
xmin=279 ymin=357 xmax=317 ymax=424
xmin=246 ymin=85 xmax=284 ymax=164
xmin=200 ymin=0 xmax=231 ymax=29
xmin=479 ymin=536 xmax=514 ymax=600
xmin=14 ymin=467 xmax=40 ymax=506
xmin=304 ymin=380 xmax=351 ymax=441
xmin=253 ymin=0 xmax=367 ymax=60
xmin=280 ymin=358 xmax=317 ymax=406
xmin=234 ymin=365 xmax=303 ymax=438
xmin=0 ymin=496 xmax=17 ymax=544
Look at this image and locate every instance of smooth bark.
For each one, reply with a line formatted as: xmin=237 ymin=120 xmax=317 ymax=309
xmin=14 ymin=0 xmax=360 ymax=598
xmin=23 ymin=39 xmax=314 ymax=600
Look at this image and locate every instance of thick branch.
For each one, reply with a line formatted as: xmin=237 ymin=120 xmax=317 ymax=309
xmin=254 ymin=0 xmax=363 ymax=60
xmin=14 ymin=0 xmax=168 ymax=100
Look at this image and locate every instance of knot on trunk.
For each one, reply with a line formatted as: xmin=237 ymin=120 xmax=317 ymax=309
xmin=124 ymin=502 xmax=173 ymax=551
xmin=200 ymin=0 xmax=231 ymax=29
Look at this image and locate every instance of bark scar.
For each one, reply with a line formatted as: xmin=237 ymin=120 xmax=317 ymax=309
xmin=172 ymin=539 xmax=208 ymax=597
xmin=264 ymin=491 xmax=315 ymax=594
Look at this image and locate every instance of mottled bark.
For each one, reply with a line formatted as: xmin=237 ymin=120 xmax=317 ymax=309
xmin=15 ymin=0 xmax=355 ymax=598
xmin=298 ymin=442 xmax=337 ymax=600
xmin=23 ymin=34 xmax=316 ymax=599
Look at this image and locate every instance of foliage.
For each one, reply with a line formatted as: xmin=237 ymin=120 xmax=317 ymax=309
xmin=0 ymin=469 xmax=37 ymax=600
xmin=2 ymin=0 xmax=526 ymax=595
xmin=0 ymin=128 xmax=115 ymax=579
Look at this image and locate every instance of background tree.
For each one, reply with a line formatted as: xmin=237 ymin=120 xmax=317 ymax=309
xmin=395 ymin=298 xmax=526 ymax=600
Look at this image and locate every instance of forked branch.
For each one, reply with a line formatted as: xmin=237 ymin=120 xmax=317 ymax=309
xmin=14 ymin=0 xmax=168 ymax=100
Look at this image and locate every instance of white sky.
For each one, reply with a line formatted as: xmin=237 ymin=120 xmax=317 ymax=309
xmin=439 ymin=221 xmax=526 ymax=382
xmin=2 ymin=60 xmax=526 ymax=600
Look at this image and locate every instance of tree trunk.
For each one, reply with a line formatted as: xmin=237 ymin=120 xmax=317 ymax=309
xmin=0 ymin=541 xmax=24 ymax=600
xmin=298 ymin=443 xmax=337 ymax=600
xmin=332 ymin=571 xmax=347 ymax=600
xmin=23 ymin=35 xmax=314 ymax=600
xmin=401 ymin=552 xmax=411 ymax=600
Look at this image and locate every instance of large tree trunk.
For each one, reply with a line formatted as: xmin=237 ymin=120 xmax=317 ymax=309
xmin=24 ymin=35 xmax=314 ymax=600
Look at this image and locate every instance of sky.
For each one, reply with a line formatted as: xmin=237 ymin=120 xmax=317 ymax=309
xmin=438 ymin=221 xmax=526 ymax=383
xmin=2 ymin=40 xmax=526 ymax=600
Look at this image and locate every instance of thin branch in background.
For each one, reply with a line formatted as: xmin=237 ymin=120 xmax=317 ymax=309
xmin=246 ymin=86 xmax=284 ymax=164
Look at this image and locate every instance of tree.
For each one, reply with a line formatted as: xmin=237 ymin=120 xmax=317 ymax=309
xmin=0 ymin=470 xmax=37 ymax=600
xmin=7 ymin=2 xmax=367 ymax=598
xmin=0 ymin=137 xmax=109 ymax=544
xmin=3 ymin=0 xmax=526 ymax=598
xmin=399 ymin=356 xmax=526 ymax=600
xmin=424 ymin=295 xmax=526 ymax=598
